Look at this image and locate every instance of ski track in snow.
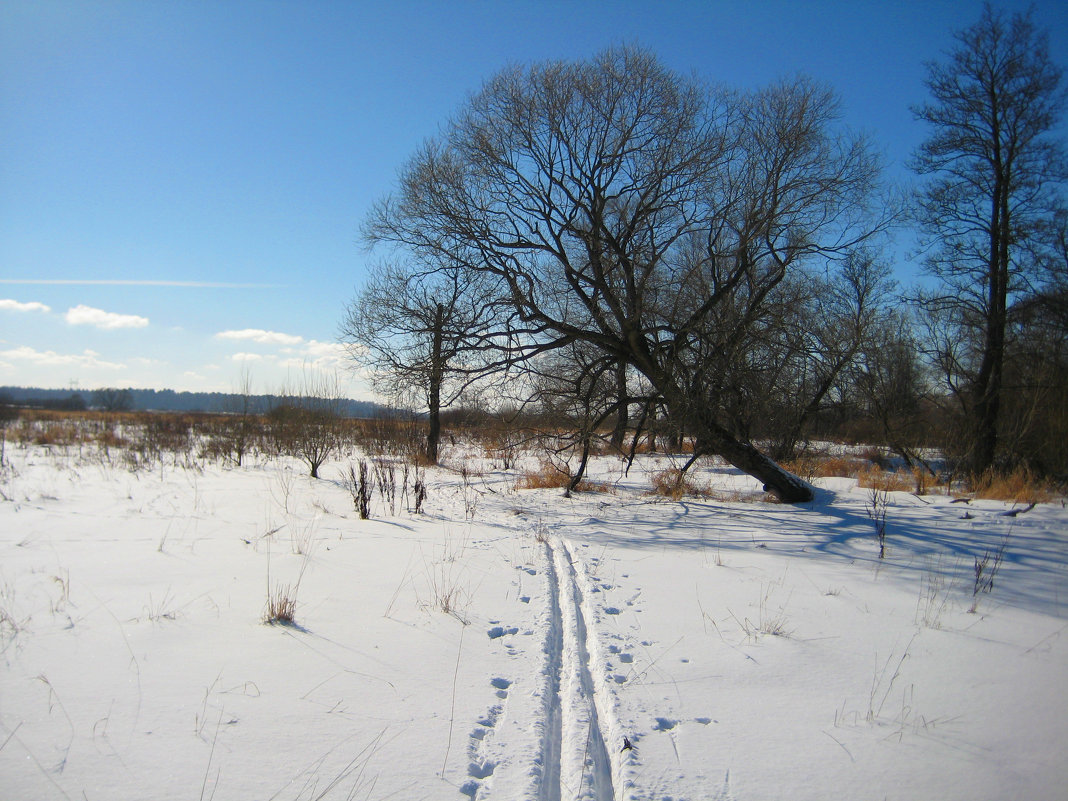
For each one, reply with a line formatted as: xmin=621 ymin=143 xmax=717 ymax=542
xmin=533 ymin=537 xmax=616 ymax=801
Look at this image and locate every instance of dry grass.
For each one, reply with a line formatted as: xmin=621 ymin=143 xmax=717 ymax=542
xmin=972 ymin=466 xmax=1057 ymax=504
xmin=857 ymin=466 xmax=915 ymax=493
xmin=516 ymin=461 xmax=572 ymax=490
xmin=572 ymin=479 xmax=617 ymax=494
xmin=513 ymin=461 xmax=615 ymax=493
xmin=264 ymin=584 xmax=298 ymax=625
xmin=649 ymin=467 xmax=707 ymax=500
xmin=781 ymin=455 xmax=867 ymax=481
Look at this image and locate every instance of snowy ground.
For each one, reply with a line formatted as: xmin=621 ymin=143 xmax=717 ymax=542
xmin=1 ymin=440 xmax=1066 ymax=800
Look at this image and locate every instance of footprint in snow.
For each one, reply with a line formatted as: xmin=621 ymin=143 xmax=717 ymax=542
xmin=477 ymin=704 xmax=502 ymax=728
xmin=618 ymin=653 xmax=633 ymax=664
xmin=487 ymin=625 xmax=518 ymax=639
xmin=654 ymin=717 xmax=678 ymax=731
xmin=468 ymin=760 xmax=495 ymax=779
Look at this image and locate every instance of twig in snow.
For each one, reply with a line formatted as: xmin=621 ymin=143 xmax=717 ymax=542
xmin=440 ymin=622 xmax=466 ymax=778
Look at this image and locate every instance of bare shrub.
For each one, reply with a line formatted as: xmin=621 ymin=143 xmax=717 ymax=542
xmin=140 ymin=414 xmax=193 ymax=455
xmin=913 ymin=466 xmax=933 ymax=496
xmin=972 ymin=535 xmax=1008 ymax=606
xmin=373 ymin=459 xmax=398 ymax=515
xmin=269 ymin=403 xmax=340 ymax=478
xmin=459 ymin=466 xmax=479 ymax=519
xmin=347 ymin=461 xmax=374 ymax=519
xmin=866 ymin=486 xmax=890 ymax=559
xmin=410 ymin=464 xmax=427 ymax=514
xmin=355 ymin=414 xmax=424 ymax=460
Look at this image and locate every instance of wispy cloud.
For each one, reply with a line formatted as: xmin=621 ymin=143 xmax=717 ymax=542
xmin=216 ymin=329 xmax=304 ymax=346
xmin=0 ymin=279 xmax=281 ymax=288
xmin=0 ymin=298 xmax=52 ymax=313
xmin=0 ymin=345 xmax=126 ymax=370
xmin=66 ymin=304 xmax=149 ymax=329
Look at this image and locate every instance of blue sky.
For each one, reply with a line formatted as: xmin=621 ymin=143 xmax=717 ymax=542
xmin=2 ymin=0 xmax=1065 ymax=400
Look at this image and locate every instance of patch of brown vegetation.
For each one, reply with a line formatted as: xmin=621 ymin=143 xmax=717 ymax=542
xmin=649 ymin=467 xmax=707 ymax=500
xmin=972 ymin=466 xmax=1057 ymax=504
xmin=856 ymin=466 xmax=914 ymax=493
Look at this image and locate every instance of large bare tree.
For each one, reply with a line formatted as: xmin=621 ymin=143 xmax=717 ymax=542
xmin=910 ymin=3 xmax=1066 ymax=475
xmin=366 ymin=47 xmax=888 ymax=502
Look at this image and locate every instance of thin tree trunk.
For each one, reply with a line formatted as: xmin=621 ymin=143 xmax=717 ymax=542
xmin=610 ymin=362 xmax=628 ymax=451
xmin=426 ymin=303 xmax=445 ymax=464
xmin=972 ymin=173 xmax=1009 ymax=475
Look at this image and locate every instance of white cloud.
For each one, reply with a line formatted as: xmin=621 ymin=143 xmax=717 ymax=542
xmin=303 ymin=339 xmax=348 ymax=359
xmin=65 ymin=304 xmax=149 ymax=329
xmin=0 ymin=345 xmax=126 ymax=370
xmin=0 ymin=298 xmax=51 ymax=313
xmin=230 ymin=352 xmax=266 ymax=362
xmin=216 ymin=329 xmax=303 ymax=346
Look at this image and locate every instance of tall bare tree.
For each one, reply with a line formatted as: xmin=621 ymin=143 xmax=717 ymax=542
xmin=366 ymin=47 xmax=889 ymax=502
xmin=910 ymin=3 xmax=1066 ymax=475
xmin=340 ymin=263 xmax=501 ymax=463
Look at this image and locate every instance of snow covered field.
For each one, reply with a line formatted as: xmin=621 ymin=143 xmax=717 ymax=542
xmin=1 ymin=439 xmax=1066 ymax=800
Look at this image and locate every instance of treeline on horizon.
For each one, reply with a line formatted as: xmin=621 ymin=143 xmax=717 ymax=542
xmin=0 ymin=386 xmax=388 ymax=419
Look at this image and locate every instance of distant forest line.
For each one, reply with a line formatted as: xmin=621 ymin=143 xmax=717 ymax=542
xmin=0 ymin=386 xmax=389 ymax=419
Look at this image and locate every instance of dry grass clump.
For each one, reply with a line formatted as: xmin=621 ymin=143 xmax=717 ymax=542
xmin=781 ymin=455 xmax=867 ymax=481
xmin=572 ymin=479 xmax=617 ymax=494
xmin=264 ymin=584 xmax=298 ymax=625
xmin=857 ymin=466 xmax=914 ymax=493
xmin=511 ymin=460 xmax=616 ymax=493
xmin=516 ymin=460 xmax=572 ymax=490
xmin=972 ymin=466 xmax=1057 ymax=504
xmin=649 ymin=467 xmax=707 ymax=500
xmin=21 ymin=419 xmax=83 ymax=447
xmin=96 ymin=427 xmax=128 ymax=450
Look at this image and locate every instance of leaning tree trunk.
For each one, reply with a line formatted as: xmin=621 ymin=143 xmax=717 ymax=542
xmin=670 ymin=393 xmax=814 ymax=503
xmin=700 ymin=421 xmax=814 ymax=502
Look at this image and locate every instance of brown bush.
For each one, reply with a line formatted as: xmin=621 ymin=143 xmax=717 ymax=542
xmin=857 ymin=466 xmax=914 ymax=493
xmin=781 ymin=456 xmax=866 ymax=481
xmin=516 ymin=461 xmax=572 ymax=490
xmin=972 ymin=466 xmax=1057 ymax=504
xmin=649 ymin=467 xmax=707 ymax=500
